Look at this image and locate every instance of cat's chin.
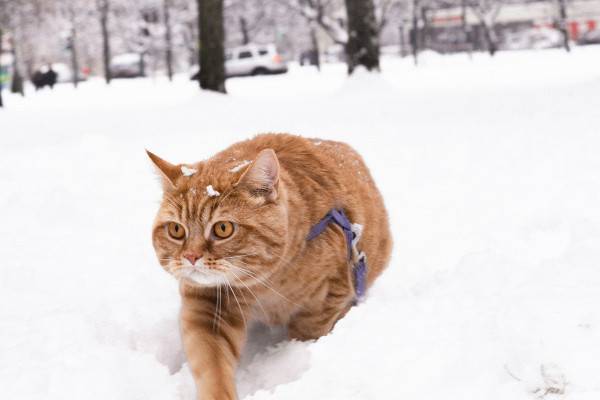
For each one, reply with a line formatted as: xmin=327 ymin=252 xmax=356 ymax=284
xmin=179 ymin=269 xmax=228 ymax=287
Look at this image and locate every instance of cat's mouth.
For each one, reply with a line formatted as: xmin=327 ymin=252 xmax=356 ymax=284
xmin=175 ymin=265 xmax=229 ymax=287
xmin=169 ymin=258 xmax=261 ymax=288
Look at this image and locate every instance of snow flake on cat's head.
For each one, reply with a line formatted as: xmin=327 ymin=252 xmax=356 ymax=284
xmin=229 ymin=160 xmax=251 ymax=173
xmin=206 ymin=185 xmax=220 ymax=197
xmin=181 ymin=165 xmax=197 ymax=177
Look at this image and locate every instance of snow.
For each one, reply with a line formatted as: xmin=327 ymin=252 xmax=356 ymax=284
xmin=350 ymin=223 xmax=363 ymax=249
xmin=230 ymin=160 xmax=252 ymax=173
xmin=1 ymin=46 xmax=600 ymax=399
xmin=206 ymin=185 xmax=220 ymax=197
xmin=181 ymin=166 xmax=197 ymax=176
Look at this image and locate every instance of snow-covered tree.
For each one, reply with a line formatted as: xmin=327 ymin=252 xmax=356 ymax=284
xmin=279 ymin=0 xmax=349 ymax=45
xmin=0 ymin=0 xmax=30 ymax=97
xmin=276 ymin=0 xmax=388 ymax=73
xmin=468 ymin=0 xmax=503 ymax=55
xmin=56 ymin=0 xmax=98 ymax=87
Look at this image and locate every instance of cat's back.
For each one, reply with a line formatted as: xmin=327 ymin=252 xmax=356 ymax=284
xmin=229 ymin=133 xmax=383 ymax=207
xmin=230 ymin=133 xmax=373 ymax=189
xmin=228 ymin=133 xmax=392 ymax=282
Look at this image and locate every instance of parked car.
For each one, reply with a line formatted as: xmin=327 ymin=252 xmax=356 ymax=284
xmin=578 ymin=30 xmax=600 ymax=45
xmin=530 ymin=27 xmax=564 ymax=49
xmin=110 ymin=53 xmax=145 ymax=78
xmin=502 ymin=27 xmax=563 ymax=51
xmin=191 ymin=44 xmax=287 ymax=79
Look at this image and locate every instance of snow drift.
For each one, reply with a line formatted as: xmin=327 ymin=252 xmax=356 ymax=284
xmin=1 ymin=47 xmax=600 ymax=399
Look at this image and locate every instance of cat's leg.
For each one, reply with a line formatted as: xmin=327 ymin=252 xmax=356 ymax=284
xmin=180 ymin=291 xmax=246 ymax=400
xmin=287 ymin=279 xmax=353 ymax=341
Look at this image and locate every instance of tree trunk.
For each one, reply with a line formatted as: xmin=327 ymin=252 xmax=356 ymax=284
xmin=240 ymin=17 xmax=249 ymax=45
xmin=480 ymin=21 xmax=497 ymax=56
xmin=411 ymin=0 xmax=419 ymax=65
xmin=461 ymin=0 xmax=473 ymax=58
xmin=10 ymin=65 xmax=24 ymax=97
xmin=139 ymin=52 xmax=146 ymax=77
xmin=421 ymin=7 xmax=429 ymax=50
xmin=70 ymin=27 xmax=80 ymax=88
xmin=0 ymin=27 xmax=4 ymax=108
xmin=163 ymin=0 xmax=174 ymax=80
xmin=10 ymin=37 xmax=24 ymax=96
xmin=197 ymin=0 xmax=226 ymax=93
xmin=399 ymin=23 xmax=407 ymax=57
xmin=557 ymin=0 xmax=570 ymax=52
xmin=344 ymin=0 xmax=380 ymax=74
xmin=99 ymin=0 xmax=111 ymax=84
xmin=310 ymin=26 xmax=320 ymax=70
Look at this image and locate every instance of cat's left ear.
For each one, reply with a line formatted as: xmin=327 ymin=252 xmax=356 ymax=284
xmin=146 ymin=150 xmax=181 ymax=189
xmin=236 ymin=149 xmax=280 ymax=202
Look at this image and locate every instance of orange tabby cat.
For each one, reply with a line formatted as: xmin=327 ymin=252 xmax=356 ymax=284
xmin=148 ymin=133 xmax=392 ymax=400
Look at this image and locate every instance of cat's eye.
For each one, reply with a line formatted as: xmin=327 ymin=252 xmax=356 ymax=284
xmin=213 ymin=221 xmax=235 ymax=239
xmin=167 ymin=222 xmax=186 ymax=240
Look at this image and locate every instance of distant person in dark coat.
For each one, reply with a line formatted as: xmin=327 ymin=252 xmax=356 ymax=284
xmin=46 ymin=66 xmax=57 ymax=89
xmin=32 ymin=65 xmax=58 ymax=90
xmin=32 ymin=70 xmax=45 ymax=90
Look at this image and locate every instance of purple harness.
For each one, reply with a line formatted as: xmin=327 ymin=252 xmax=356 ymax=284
xmin=307 ymin=208 xmax=367 ymax=300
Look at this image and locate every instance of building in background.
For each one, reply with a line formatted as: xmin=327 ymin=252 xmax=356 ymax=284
xmin=399 ymin=0 xmax=600 ymax=54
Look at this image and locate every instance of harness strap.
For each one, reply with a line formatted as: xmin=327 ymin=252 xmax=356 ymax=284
xmin=307 ymin=208 xmax=368 ymax=300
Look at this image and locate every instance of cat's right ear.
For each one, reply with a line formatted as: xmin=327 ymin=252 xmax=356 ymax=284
xmin=235 ymin=148 xmax=280 ymax=202
xmin=146 ymin=150 xmax=181 ymax=189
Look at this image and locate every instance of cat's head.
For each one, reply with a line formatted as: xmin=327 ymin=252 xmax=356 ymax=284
xmin=148 ymin=149 xmax=288 ymax=288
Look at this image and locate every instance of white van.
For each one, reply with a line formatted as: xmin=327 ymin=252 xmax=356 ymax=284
xmin=225 ymin=44 xmax=288 ymax=77
xmin=192 ymin=44 xmax=288 ymax=80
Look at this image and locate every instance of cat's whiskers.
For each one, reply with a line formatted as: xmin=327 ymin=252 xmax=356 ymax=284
xmin=222 ymin=260 xmax=256 ymax=279
xmin=228 ymin=271 xmax=250 ymax=317
xmin=221 ymin=261 xmax=252 ymax=304
xmin=265 ymin=252 xmax=298 ymax=269
xmin=225 ymin=261 xmax=274 ymax=286
xmin=157 ymin=257 xmax=179 ymax=272
xmin=227 ymin=264 xmax=302 ymax=309
xmin=224 ymin=278 xmax=231 ymax=304
xmin=230 ymin=250 xmax=295 ymax=270
xmin=227 ymin=267 xmax=269 ymax=322
xmin=222 ymin=253 xmax=258 ymax=260
xmin=223 ymin=279 xmax=247 ymax=328
xmin=212 ymin=284 xmax=222 ymax=332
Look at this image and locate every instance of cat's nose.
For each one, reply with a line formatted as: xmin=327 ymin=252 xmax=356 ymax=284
xmin=183 ymin=252 xmax=202 ymax=265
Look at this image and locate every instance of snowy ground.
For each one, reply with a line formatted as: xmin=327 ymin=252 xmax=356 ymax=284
xmin=1 ymin=47 xmax=600 ymax=400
